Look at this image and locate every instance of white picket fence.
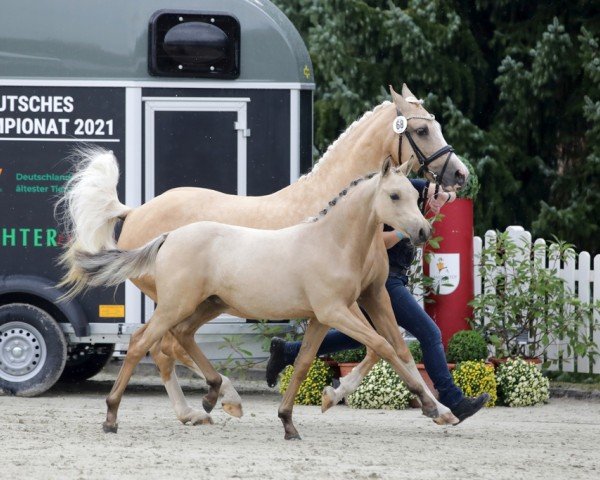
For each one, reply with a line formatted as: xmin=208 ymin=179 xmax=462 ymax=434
xmin=473 ymin=226 xmax=600 ymax=374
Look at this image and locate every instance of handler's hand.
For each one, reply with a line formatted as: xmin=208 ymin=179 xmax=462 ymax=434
xmin=427 ymin=184 xmax=456 ymax=214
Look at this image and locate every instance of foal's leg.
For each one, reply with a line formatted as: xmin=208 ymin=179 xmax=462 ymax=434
xmin=316 ymin=304 xmax=456 ymax=425
xmin=277 ymin=318 xmax=329 ymax=440
xmin=103 ymin=305 xmax=192 ymax=433
xmin=149 ymin=337 xmax=213 ymax=426
xmin=158 ymin=329 xmax=243 ymax=419
xmin=321 ymin=303 xmax=379 ymax=411
xmin=169 ymin=313 xmax=230 ymax=417
xmin=350 ymin=288 xmax=457 ymax=424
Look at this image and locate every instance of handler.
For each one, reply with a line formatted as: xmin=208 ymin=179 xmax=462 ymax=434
xmin=266 ymin=179 xmax=489 ymax=423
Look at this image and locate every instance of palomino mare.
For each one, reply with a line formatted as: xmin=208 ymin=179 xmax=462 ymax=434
xmin=64 ymin=159 xmax=460 ymax=437
xmin=57 ymin=85 xmax=468 ymax=427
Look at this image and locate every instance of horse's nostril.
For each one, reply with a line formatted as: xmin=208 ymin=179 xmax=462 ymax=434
xmin=455 ymin=170 xmax=466 ymax=186
xmin=418 ymin=228 xmax=428 ymax=243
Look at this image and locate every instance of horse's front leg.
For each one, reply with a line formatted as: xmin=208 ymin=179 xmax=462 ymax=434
xmin=321 ymin=303 xmax=379 ymax=411
xmin=316 ymin=303 xmax=457 ymax=425
xmin=278 ymin=318 xmax=329 ymax=440
xmin=360 ymin=286 xmax=458 ymax=425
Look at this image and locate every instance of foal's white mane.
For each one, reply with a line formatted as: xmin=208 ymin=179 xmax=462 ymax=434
xmin=298 ymin=101 xmax=393 ymax=182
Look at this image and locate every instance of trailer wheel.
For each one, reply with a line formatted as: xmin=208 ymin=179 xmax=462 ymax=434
xmin=0 ymin=303 xmax=67 ymax=397
xmin=60 ymin=343 xmax=115 ymax=382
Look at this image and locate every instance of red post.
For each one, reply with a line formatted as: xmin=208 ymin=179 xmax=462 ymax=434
xmin=424 ymin=198 xmax=474 ymax=349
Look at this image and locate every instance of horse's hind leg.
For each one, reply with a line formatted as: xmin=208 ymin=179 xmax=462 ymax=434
xmin=278 ymin=318 xmax=329 ymax=440
xmin=168 ymin=305 xmax=235 ymax=416
xmin=149 ymin=336 xmax=212 ymax=425
xmin=159 ymin=331 xmax=243 ymax=418
xmin=103 ymin=305 xmax=189 ymax=433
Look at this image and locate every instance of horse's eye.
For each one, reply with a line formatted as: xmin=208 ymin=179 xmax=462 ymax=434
xmin=416 ymin=127 xmax=428 ymax=136
xmin=390 ymin=193 xmax=400 ymax=201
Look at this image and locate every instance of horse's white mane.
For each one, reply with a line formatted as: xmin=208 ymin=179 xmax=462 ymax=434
xmin=298 ymin=100 xmax=393 ymax=182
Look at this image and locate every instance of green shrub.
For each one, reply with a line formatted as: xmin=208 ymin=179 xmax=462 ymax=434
xmin=346 ymin=360 xmax=412 ymax=410
xmin=408 ymin=340 xmax=423 ymax=364
xmin=447 ymin=330 xmax=488 ymax=363
xmin=452 ymin=361 xmax=497 ymax=406
xmin=279 ymin=358 xmax=333 ymax=405
xmin=496 ymin=358 xmax=549 ymax=407
xmin=330 ymin=346 xmax=366 ymax=363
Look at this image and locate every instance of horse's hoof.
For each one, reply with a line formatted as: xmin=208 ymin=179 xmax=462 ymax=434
xmin=192 ymin=415 xmax=214 ymax=426
xmin=222 ymin=402 xmax=243 ymax=418
xmin=421 ymin=407 xmax=439 ymax=419
xmin=284 ymin=433 xmax=302 ymax=441
xmin=102 ymin=422 xmax=118 ymax=433
xmin=202 ymin=398 xmax=215 ymax=413
xmin=321 ymin=386 xmax=336 ymax=413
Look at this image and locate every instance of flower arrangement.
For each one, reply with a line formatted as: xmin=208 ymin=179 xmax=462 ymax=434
xmin=446 ymin=330 xmax=488 ymax=363
xmin=279 ymin=358 xmax=333 ymax=405
xmin=346 ymin=360 xmax=412 ymax=410
xmin=452 ymin=360 xmax=497 ymax=406
xmin=495 ymin=358 xmax=549 ymax=407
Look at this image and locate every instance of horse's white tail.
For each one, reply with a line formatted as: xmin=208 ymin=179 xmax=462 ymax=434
xmin=62 ymin=234 xmax=168 ymax=300
xmin=55 ymin=146 xmax=133 ymax=293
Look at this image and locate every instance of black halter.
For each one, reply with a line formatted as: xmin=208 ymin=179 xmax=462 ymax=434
xmin=395 ymin=107 xmax=454 ymax=210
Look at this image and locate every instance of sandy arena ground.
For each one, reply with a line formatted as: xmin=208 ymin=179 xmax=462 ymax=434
xmin=1 ymin=375 xmax=598 ymax=480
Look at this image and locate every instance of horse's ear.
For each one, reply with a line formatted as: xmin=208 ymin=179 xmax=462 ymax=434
xmin=390 ymin=84 xmax=409 ymax=111
xmin=402 ymin=83 xmax=416 ymax=99
xmin=381 ymin=156 xmax=392 ymax=177
xmin=398 ymin=158 xmax=413 ymax=176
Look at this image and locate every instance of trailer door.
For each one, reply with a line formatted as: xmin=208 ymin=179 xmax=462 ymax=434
xmin=144 ymin=97 xmax=250 ymax=198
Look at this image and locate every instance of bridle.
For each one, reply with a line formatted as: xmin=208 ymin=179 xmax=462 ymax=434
xmin=393 ymin=103 xmax=454 ymax=209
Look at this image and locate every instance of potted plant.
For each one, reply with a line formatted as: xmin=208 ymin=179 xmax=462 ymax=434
xmin=452 ymin=360 xmax=497 ymax=406
xmin=279 ymin=358 xmax=333 ymax=405
xmin=469 ymin=232 xmax=599 ymax=367
xmin=446 ymin=329 xmax=489 ymax=364
xmin=495 ymin=358 xmax=549 ymax=407
xmin=346 ymin=360 xmax=412 ymax=410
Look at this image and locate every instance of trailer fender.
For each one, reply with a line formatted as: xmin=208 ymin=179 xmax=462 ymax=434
xmin=0 ymin=275 xmax=89 ymax=337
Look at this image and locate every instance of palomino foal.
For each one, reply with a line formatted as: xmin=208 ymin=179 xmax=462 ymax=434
xmin=67 ymin=159 xmax=457 ymax=437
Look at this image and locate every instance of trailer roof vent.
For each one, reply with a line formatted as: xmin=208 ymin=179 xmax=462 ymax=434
xmin=149 ymin=10 xmax=240 ymax=79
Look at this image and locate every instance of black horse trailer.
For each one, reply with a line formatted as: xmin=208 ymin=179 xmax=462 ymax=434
xmin=0 ymin=0 xmax=314 ymax=396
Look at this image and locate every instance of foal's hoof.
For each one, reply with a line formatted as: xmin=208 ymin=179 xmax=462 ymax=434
xmin=421 ymin=406 xmax=439 ymax=419
xmin=321 ymin=386 xmax=336 ymax=413
xmin=432 ymin=411 xmax=459 ymax=426
xmin=102 ymin=422 xmax=118 ymax=434
xmin=284 ymin=433 xmax=302 ymax=441
xmin=222 ymin=402 xmax=243 ymax=418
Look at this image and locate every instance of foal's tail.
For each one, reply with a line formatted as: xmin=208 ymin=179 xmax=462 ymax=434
xmin=60 ymin=234 xmax=168 ymax=300
xmin=55 ymin=146 xmax=132 ymax=295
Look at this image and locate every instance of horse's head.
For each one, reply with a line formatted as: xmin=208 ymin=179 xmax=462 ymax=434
xmin=390 ymin=84 xmax=469 ymax=191
xmin=375 ymin=158 xmax=431 ymax=245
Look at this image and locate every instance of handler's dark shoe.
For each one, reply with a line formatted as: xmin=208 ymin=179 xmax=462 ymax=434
xmin=266 ymin=337 xmax=288 ymax=388
xmin=451 ymin=393 xmax=490 ymax=424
